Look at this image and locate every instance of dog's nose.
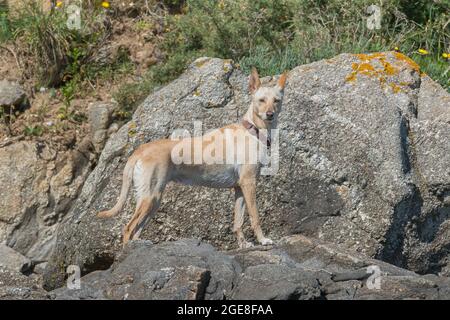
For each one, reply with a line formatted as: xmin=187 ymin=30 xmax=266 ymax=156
xmin=266 ymin=111 xmax=274 ymax=120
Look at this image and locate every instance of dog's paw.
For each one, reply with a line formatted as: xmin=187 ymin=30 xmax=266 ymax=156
xmin=260 ymin=238 xmax=274 ymax=246
xmin=239 ymin=241 xmax=254 ymax=249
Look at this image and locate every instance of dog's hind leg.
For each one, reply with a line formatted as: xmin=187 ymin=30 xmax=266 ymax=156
xmin=123 ymin=192 xmax=162 ymax=244
xmin=122 ymin=160 xmax=167 ymax=246
xmin=233 ymin=187 xmax=253 ymax=249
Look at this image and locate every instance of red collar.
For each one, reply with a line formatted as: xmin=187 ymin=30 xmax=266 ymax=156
xmin=242 ymin=120 xmax=271 ymax=147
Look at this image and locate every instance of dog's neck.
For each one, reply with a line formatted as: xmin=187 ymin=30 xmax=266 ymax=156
xmin=242 ymin=104 xmax=277 ymax=132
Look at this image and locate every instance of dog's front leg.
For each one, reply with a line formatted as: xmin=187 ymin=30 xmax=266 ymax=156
xmin=239 ymin=178 xmax=273 ymax=246
xmin=233 ymin=187 xmax=254 ymax=249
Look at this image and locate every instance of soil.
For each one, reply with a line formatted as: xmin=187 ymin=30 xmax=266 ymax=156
xmin=0 ymin=3 xmax=164 ymax=154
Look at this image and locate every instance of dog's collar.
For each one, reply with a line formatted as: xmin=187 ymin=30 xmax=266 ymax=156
xmin=242 ymin=120 xmax=271 ymax=147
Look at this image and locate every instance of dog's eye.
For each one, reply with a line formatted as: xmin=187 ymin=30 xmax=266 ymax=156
xmin=259 ymin=98 xmax=266 ymax=103
xmin=274 ymin=98 xmax=281 ymax=103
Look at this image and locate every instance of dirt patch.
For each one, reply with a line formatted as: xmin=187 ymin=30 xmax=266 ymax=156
xmin=0 ymin=4 xmax=165 ymax=154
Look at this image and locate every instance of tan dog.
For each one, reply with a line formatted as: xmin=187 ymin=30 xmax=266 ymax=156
xmin=98 ymin=68 xmax=287 ymax=248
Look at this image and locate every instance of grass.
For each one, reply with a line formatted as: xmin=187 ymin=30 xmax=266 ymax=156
xmin=119 ymin=0 xmax=448 ymax=111
xmin=0 ymin=1 xmax=115 ymax=87
xmin=1 ymin=0 xmax=448 ymax=124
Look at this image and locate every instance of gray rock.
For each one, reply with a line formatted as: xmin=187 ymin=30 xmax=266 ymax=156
xmin=50 ymin=236 xmax=450 ymax=300
xmin=230 ymin=264 xmax=324 ymax=300
xmin=43 ymin=52 xmax=450 ymax=290
xmin=0 ymin=140 xmax=93 ymax=262
xmin=0 ymin=266 xmax=48 ymax=300
xmin=88 ymin=102 xmax=116 ymax=153
xmin=0 ymin=244 xmax=32 ymax=273
xmin=0 ymin=80 xmax=28 ymax=110
xmin=51 ymin=239 xmax=240 ymax=300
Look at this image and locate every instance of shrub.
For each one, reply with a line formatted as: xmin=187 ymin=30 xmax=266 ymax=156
xmin=150 ymin=0 xmax=449 ymax=91
xmin=5 ymin=0 xmax=112 ymax=87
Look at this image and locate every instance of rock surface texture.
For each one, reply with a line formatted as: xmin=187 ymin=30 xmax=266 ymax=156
xmin=0 ymin=79 xmax=28 ymax=111
xmin=0 ymin=139 xmax=94 ymax=262
xmin=42 ymin=52 xmax=450 ymax=290
xmin=50 ymin=237 xmax=450 ymax=300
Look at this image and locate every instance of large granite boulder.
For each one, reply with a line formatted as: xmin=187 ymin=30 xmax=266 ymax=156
xmin=43 ymin=52 xmax=450 ymax=290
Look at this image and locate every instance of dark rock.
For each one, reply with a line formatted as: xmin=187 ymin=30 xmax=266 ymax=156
xmin=0 ymin=266 xmax=48 ymax=300
xmin=51 ymin=239 xmax=240 ymax=300
xmin=50 ymin=236 xmax=450 ymax=300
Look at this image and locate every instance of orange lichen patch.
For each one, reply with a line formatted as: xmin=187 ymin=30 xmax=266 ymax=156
xmin=356 ymin=63 xmax=375 ymax=73
xmin=380 ymin=59 xmax=398 ymax=76
xmin=354 ymin=52 xmax=386 ymax=61
xmin=389 ymin=83 xmax=402 ymax=93
xmin=346 ymin=52 xmax=404 ymax=88
xmin=393 ymin=52 xmax=420 ymax=73
xmin=346 ymin=72 xmax=357 ymax=82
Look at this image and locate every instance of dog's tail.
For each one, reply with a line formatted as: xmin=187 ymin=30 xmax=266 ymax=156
xmin=97 ymin=156 xmax=137 ymax=218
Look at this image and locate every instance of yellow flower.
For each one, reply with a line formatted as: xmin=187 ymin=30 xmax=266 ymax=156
xmin=394 ymin=46 xmax=399 ymax=52
xmin=418 ymin=48 xmax=429 ymax=55
xmin=443 ymin=53 xmax=449 ymax=59
xmin=56 ymin=1 xmax=63 ymax=8
xmin=101 ymin=1 xmax=110 ymax=9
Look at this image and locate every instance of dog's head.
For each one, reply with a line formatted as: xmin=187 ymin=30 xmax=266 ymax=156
xmin=249 ymin=67 xmax=287 ymax=125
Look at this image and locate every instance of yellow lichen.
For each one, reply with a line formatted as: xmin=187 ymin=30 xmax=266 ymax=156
xmin=345 ymin=72 xmax=357 ymax=82
xmin=380 ymin=60 xmax=398 ymax=76
xmin=389 ymin=83 xmax=402 ymax=93
xmin=128 ymin=122 xmax=137 ymax=137
xmin=358 ymin=63 xmax=375 ymax=73
xmin=195 ymin=58 xmax=209 ymax=68
xmin=354 ymin=52 xmax=385 ymax=61
xmin=393 ymin=52 xmax=420 ymax=72
xmin=346 ymin=52 xmax=404 ymax=88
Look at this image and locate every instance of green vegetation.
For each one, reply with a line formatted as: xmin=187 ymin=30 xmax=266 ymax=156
xmin=114 ymin=0 xmax=449 ymax=113
xmin=1 ymin=0 xmax=449 ymax=123
xmin=24 ymin=124 xmax=44 ymax=136
xmin=163 ymin=0 xmax=448 ymax=84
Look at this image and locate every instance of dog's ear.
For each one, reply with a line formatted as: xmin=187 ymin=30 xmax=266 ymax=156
xmin=277 ymin=71 xmax=288 ymax=90
xmin=249 ymin=67 xmax=261 ymax=94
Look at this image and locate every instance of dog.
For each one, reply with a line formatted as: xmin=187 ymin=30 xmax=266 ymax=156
xmin=98 ymin=67 xmax=287 ymax=248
